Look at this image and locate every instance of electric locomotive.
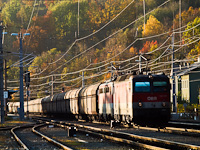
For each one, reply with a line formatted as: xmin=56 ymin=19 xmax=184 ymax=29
xmin=132 ymin=74 xmax=171 ymax=125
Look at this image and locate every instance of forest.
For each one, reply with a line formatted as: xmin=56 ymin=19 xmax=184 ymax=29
xmin=1 ymin=0 xmax=200 ymax=99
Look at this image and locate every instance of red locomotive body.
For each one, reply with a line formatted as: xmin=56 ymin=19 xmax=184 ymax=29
xmin=132 ymin=74 xmax=171 ymax=125
xmin=113 ymin=74 xmax=170 ymax=125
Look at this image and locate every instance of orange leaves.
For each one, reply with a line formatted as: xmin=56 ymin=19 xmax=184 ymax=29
xmin=140 ymin=41 xmax=158 ymax=54
xmin=174 ymin=7 xmax=200 ymax=30
xmin=106 ymin=73 xmax=111 ymax=80
xmin=41 ymin=62 xmax=48 ymax=68
xmin=93 ymin=58 xmax=98 ymax=64
xmin=181 ymin=7 xmax=200 ymax=23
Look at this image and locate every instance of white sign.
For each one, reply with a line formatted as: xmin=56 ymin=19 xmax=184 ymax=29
xmin=4 ymin=91 xmax=8 ymax=99
xmin=147 ymin=96 xmax=157 ymax=101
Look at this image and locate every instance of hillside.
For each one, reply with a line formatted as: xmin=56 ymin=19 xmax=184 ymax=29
xmin=1 ymin=0 xmax=200 ymax=98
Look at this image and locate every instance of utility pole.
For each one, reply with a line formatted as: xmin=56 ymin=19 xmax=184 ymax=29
xmin=0 ymin=23 xmax=4 ymax=124
xmin=4 ymin=59 xmax=7 ymax=115
xmin=136 ymin=54 xmax=147 ymax=74
xmin=111 ymin=63 xmax=113 ymax=80
xmin=51 ymin=75 xmax=54 ymax=96
xmin=171 ymin=33 xmax=177 ymax=113
xmin=11 ymin=31 xmax=30 ymax=121
xmin=143 ymin=0 xmax=146 ymax=35
xmin=77 ymin=0 xmax=80 ymax=38
xmin=82 ymin=71 xmax=84 ymax=88
xmin=139 ymin=55 xmax=142 ymax=73
xmin=19 ymin=32 xmax=24 ymax=120
xmin=179 ymin=0 xmax=182 ymax=45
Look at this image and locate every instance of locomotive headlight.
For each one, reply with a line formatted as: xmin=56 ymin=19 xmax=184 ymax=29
xmin=138 ymin=102 xmax=142 ymax=107
xmin=162 ymin=102 xmax=166 ymax=107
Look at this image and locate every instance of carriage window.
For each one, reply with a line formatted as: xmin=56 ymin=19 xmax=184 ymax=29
xmin=135 ymin=82 xmax=150 ymax=92
xmin=153 ymin=81 xmax=167 ymax=92
xmin=99 ymin=88 xmax=103 ymax=94
xmin=105 ymin=87 xmax=109 ymax=93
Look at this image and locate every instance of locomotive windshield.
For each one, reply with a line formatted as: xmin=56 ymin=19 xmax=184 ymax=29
xmin=135 ymin=82 xmax=150 ymax=92
xmin=134 ymin=81 xmax=168 ymax=93
xmin=153 ymin=81 xmax=167 ymax=92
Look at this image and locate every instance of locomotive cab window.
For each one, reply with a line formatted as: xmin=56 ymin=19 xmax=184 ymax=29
xmin=153 ymin=81 xmax=167 ymax=92
xmin=135 ymin=82 xmax=150 ymax=92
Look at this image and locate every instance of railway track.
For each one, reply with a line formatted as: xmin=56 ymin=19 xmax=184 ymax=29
xmin=33 ymin=117 xmax=200 ymax=150
xmin=37 ymin=122 xmax=146 ymax=150
xmin=11 ymin=123 xmax=73 ymax=150
xmin=168 ymin=121 xmax=200 ymax=129
xmin=134 ymin=125 xmax=200 ymax=137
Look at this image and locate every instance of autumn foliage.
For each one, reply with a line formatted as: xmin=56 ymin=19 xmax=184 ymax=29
xmin=2 ymin=0 xmax=200 ymax=98
xmin=140 ymin=41 xmax=158 ymax=54
xmin=142 ymin=15 xmax=163 ymax=37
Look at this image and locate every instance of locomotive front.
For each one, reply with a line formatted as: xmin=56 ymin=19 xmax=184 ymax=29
xmin=133 ymin=74 xmax=171 ymax=126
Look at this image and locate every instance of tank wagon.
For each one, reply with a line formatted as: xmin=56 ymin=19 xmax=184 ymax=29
xmin=8 ymin=73 xmax=171 ymax=126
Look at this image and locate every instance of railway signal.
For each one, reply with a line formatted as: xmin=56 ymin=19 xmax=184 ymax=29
xmin=24 ymin=71 xmax=30 ymax=87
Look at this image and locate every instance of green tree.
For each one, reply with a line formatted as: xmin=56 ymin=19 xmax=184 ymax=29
xmin=1 ymin=0 xmax=21 ymax=27
xmin=183 ymin=16 xmax=200 ymax=58
xmin=29 ymin=48 xmax=66 ymax=97
xmin=50 ymin=1 xmax=89 ymax=41
xmin=16 ymin=5 xmax=32 ymax=28
xmin=7 ymin=59 xmax=19 ymax=80
xmin=29 ymin=48 xmax=65 ymax=77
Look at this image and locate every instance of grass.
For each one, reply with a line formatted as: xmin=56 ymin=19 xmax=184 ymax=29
xmin=60 ymin=139 xmax=83 ymax=146
xmin=0 ymin=115 xmax=32 ymax=127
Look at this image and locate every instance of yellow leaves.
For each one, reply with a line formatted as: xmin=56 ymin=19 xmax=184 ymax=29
xmin=107 ymin=52 xmax=111 ymax=58
xmin=129 ymin=47 xmax=135 ymax=53
xmin=187 ymin=41 xmax=200 ymax=58
xmin=129 ymin=47 xmax=138 ymax=55
xmin=142 ymin=15 xmax=163 ymax=37
xmin=150 ymin=43 xmax=158 ymax=52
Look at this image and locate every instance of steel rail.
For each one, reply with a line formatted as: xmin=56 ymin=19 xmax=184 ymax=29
xmin=32 ymin=118 xmax=200 ymax=149
xmin=65 ymin=122 xmax=200 ymax=150
xmin=11 ymin=125 xmax=34 ymax=150
xmin=78 ymin=128 xmax=169 ymax=150
xmin=41 ymin=120 xmax=168 ymax=150
xmin=32 ymin=123 xmax=73 ymax=150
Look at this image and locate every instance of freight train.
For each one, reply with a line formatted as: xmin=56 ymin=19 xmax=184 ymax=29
xmin=8 ymin=73 xmax=171 ymax=126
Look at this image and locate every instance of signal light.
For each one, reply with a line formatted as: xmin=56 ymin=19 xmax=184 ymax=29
xmin=24 ymin=71 xmax=30 ymax=87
